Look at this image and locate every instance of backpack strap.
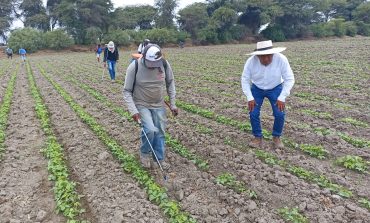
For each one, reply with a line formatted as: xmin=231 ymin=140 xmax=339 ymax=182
xmin=132 ymin=59 xmax=139 ymax=92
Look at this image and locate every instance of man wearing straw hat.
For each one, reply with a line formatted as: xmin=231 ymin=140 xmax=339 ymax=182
xmin=103 ymin=41 xmax=119 ymax=82
xmin=241 ymin=40 xmax=295 ymax=149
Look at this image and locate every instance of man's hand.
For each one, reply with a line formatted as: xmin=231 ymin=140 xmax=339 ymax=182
xmin=171 ymin=108 xmax=178 ymax=116
xmin=132 ymin=113 xmax=140 ymax=123
xmin=248 ymin=100 xmax=256 ymax=112
xmin=276 ymin=100 xmax=285 ymax=111
xmin=103 ymin=62 xmax=106 ymax=67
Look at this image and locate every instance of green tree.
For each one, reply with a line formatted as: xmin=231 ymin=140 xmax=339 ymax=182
xmin=50 ymin=0 xmax=113 ymax=44
xmin=0 ymin=0 xmax=14 ymax=41
xmin=85 ymin=26 xmax=103 ymax=44
xmin=353 ymin=1 xmax=370 ymax=23
xmin=155 ymin=0 xmax=178 ymax=29
xmin=111 ymin=5 xmax=156 ymax=30
xmin=312 ymin=0 xmax=346 ymax=22
xmin=237 ymin=0 xmax=283 ymax=35
xmin=336 ymin=0 xmax=366 ymax=21
xmin=19 ymin=0 xmax=49 ymax=31
xmin=46 ymin=0 xmax=62 ymax=30
xmin=275 ymin=0 xmax=317 ymax=38
xmin=177 ymin=3 xmax=209 ymax=41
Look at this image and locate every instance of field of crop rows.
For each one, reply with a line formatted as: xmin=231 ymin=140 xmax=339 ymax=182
xmin=0 ymin=37 xmax=369 ymax=223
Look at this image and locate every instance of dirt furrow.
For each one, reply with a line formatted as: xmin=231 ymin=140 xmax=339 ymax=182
xmin=66 ymin=62 xmax=370 ymax=222
xmin=37 ymin=61 xmax=285 ymax=222
xmin=0 ymin=65 xmax=64 ymax=223
xmin=69 ymin=60 xmax=370 ymax=198
xmin=44 ymin=61 xmax=370 ymax=222
xmin=30 ymin=64 xmax=166 ymax=223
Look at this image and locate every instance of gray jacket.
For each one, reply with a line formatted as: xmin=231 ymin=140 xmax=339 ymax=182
xmin=123 ymin=58 xmax=177 ymax=115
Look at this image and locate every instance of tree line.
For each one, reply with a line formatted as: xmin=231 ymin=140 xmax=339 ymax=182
xmin=1 ymin=0 xmax=369 ymax=52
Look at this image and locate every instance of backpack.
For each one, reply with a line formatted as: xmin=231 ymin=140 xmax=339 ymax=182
xmin=131 ymin=58 xmax=168 ymax=92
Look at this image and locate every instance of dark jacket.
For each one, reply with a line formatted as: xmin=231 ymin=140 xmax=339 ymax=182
xmin=103 ymin=47 xmax=119 ymax=62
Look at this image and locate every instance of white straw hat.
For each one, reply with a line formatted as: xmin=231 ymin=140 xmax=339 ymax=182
xmin=107 ymin=41 xmax=115 ymax=49
xmin=248 ymin=40 xmax=286 ymax=55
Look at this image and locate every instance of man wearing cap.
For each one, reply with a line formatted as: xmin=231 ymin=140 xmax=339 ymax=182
xmin=123 ymin=44 xmax=178 ymax=169
xmin=103 ymin=41 xmax=119 ymax=82
xmin=241 ymin=40 xmax=295 ymax=149
xmin=137 ymin=39 xmax=150 ymax=54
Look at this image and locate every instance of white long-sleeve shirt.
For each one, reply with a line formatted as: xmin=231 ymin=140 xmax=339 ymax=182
xmin=241 ymin=53 xmax=295 ymax=102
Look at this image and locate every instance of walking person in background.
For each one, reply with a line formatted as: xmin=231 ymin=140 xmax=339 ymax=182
xmin=6 ymin=47 xmax=13 ymax=59
xmin=137 ymin=39 xmax=150 ymax=54
xmin=19 ymin=48 xmax=27 ymax=62
xmin=103 ymin=41 xmax=119 ymax=82
xmin=241 ymin=40 xmax=295 ymax=149
xmin=123 ymin=44 xmax=178 ymax=169
xmin=95 ymin=44 xmax=103 ymax=62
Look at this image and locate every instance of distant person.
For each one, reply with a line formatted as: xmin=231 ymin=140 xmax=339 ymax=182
xmin=137 ymin=39 xmax=150 ymax=54
xmin=103 ymin=41 xmax=119 ymax=82
xmin=241 ymin=40 xmax=295 ymax=149
xmin=179 ymin=41 xmax=184 ymax=48
xmin=95 ymin=44 xmax=103 ymax=62
xmin=19 ymin=48 xmax=27 ymax=62
xmin=6 ymin=47 xmax=13 ymax=59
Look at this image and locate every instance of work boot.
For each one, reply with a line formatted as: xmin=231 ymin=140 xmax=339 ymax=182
xmin=249 ymin=137 xmax=262 ymax=148
xmin=140 ymin=153 xmax=151 ymax=169
xmin=272 ymin=137 xmax=284 ymax=149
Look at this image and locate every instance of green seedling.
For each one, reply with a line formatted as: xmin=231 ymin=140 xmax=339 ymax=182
xmin=336 ymin=155 xmax=368 ymax=173
xmin=216 ymin=173 xmax=257 ymax=199
xmin=278 ymin=207 xmax=308 ymax=223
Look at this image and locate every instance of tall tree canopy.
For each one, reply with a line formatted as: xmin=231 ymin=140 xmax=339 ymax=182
xmin=3 ymin=0 xmax=370 ymax=46
xmin=0 ymin=0 xmax=14 ymax=41
xmin=178 ymin=3 xmax=209 ymax=40
xmin=155 ymin=0 xmax=178 ymax=29
xmin=112 ymin=5 xmax=156 ymax=30
xmin=20 ymin=0 xmax=49 ymax=31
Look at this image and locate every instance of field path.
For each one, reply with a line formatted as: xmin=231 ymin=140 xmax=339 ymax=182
xmin=0 ymin=65 xmax=64 ymax=222
xmin=30 ymin=64 xmax=166 ymax=223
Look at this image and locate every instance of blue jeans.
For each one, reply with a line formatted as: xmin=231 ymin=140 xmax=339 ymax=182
xmin=138 ymin=106 xmax=167 ymax=161
xmin=107 ymin=60 xmax=116 ymax=80
xmin=250 ymin=84 xmax=285 ymax=137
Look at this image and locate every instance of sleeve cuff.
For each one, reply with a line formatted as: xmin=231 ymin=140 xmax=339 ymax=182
xmin=277 ymin=96 xmax=286 ymax=102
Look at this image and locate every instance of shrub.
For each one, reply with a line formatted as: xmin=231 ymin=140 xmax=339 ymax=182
xmin=197 ymin=26 xmax=218 ymax=45
xmin=344 ymin=21 xmax=358 ymax=37
xmin=229 ymin=24 xmax=251 ymax=41
xmin=218 ymin=31 xmax=233 ymax=43
xmin=145 ymin=28 xmax=178 ymax=46
xmin=356 ymin=21 xmax=370 ymax=36
xmin=45 ymin=30 xmax=74 ymax=50
xmin=103 ymin=29 xmax=131 ymax=47
xmin=262 ymin=25 xmax=286 ymax=42
xmin=177 ymin=31 xmax=190 ymax=42
xmin=7 ymin=28 xmax=44 ymax=53
xmin=328 ymin=19 xmax=346 ymax=37
xmin=310 ymin=23 xmax=334 ymax=37
xmin=85 ymin=27 xmax=103 ymax=45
